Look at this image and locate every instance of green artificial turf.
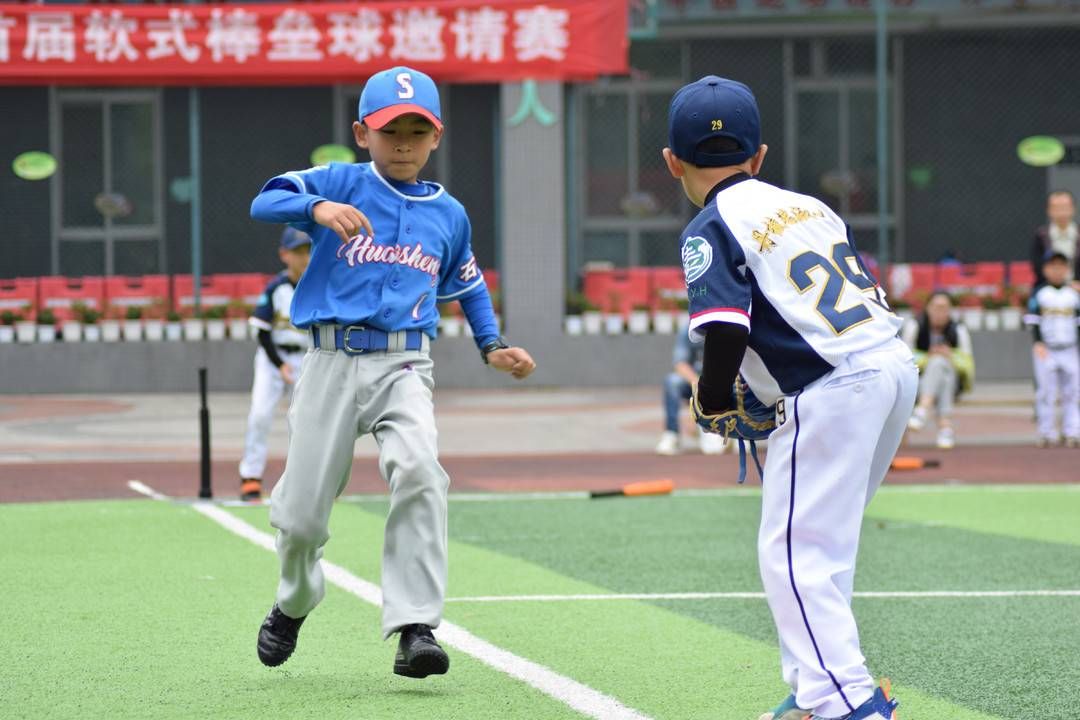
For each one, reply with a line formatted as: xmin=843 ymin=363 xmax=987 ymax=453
xmin=340 ymin=486 xmax=1080 ymax=719
xmin=5 ymin=485 xmax=1075 ymax=720
xmin=0 ymin=501 xmax=582 ymax=720
xmin=236 ymin=500 xmax=1003 ymax=719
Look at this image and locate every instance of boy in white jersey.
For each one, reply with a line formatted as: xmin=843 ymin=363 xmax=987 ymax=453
xmin=663 ymin=76 xmax=917 ymax=720
xmin=1026 ymin=251 xmax=1080 ymax=447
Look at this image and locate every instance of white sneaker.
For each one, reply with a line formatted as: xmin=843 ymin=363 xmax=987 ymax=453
xmin=936 ymin=426 xmax=955 ymax=449
xmin=698 ymin=429 xmax=729 ymax=455
xmin=908 ymin=406 xmax=928 ymax=432
xmin=655 ymin=431 xmax=680 ymax=456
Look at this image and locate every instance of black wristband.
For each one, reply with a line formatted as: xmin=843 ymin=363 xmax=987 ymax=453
xmin=480 ymin=336 xmax=510 ymax=364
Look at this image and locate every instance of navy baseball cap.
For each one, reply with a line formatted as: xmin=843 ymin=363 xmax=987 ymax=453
xmin=668 ymin=76 xmax=760 ymax=167
xmin=280 ymin=227 xmax=311 ymax=250
xmin=1043 ymin=250 xmax=1069 ymax=264
xmin=358 ymin=66 xmax=442 ymax=130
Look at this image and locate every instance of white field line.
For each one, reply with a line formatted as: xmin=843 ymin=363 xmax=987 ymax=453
xmin=445 ymin=590 xmax=1080 ymax=603
xmin=126 ymin=481 xmax=651 ymax=720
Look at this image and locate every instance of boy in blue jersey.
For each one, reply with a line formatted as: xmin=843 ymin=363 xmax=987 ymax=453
xmin=249 ymin=66 xmax=535 ymax=678
xmin=664 ymin=77 xmax=915 ymax=720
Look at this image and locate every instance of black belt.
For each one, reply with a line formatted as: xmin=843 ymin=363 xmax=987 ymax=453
xmin=277 ymin=344 xmax=304 ymax=353
xmin=1046 ymin=344 xmax=1078 ymax=351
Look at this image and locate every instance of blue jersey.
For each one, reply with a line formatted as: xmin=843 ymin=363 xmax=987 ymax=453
xmin=250 ymin=161 xmax=496 ymax=344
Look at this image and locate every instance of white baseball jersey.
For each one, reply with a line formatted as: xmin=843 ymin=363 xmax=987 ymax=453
xmin=250 ymin=272 xmax=309 ymax=348
xmin=1025 ymin=283 xmax=1080 ymax=348
xmin=683 ymin=175 xmax=902 ymax=405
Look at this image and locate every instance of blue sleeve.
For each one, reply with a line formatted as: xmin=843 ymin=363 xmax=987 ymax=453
xmin=437 ymin=213 xmax=487 ymax=302
xmin=249 ymin=280 xmax=275 ymax=330
xmin=458 ymin=287 xmax=499 ymax=349
xmin=683 ymin=214 xmax=751 ymax=342
xmin=250 ymin=166 xmax=333 ymax=232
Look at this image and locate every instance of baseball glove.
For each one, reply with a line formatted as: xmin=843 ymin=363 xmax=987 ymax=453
xmin=690 ymin=376 xmax=777 ymax=484
xmin=690 ymin=376 xmax=777 ymax=442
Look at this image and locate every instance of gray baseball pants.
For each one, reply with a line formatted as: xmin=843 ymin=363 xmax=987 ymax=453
xmin=268 ymin=331 xmax=449 ymax=638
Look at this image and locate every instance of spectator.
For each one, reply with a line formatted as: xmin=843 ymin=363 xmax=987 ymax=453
xmin=902 ymin=292 xmax=975 ymax=449
xmin=1031 ymin=190 xmax=1080 ymax=286
xmin=656 ymin=320 xmax=728 ymax=456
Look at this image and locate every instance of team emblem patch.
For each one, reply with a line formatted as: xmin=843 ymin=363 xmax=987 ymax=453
xmin=681 ymin=236 xmax=713 ymax=285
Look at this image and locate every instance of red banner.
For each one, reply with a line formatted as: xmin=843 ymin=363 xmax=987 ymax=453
xmin=0 ymin=1 xmax=628 ymax=85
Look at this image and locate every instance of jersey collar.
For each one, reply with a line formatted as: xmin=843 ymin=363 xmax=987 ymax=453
xmin=368 ymin=161 xmax=445 ymax=202
xmin=704 ymin=172 xmax=752 ymax=207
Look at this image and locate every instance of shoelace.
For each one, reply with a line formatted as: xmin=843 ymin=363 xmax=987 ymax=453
xmin=736 ymin=439 xmax=765 ymax=485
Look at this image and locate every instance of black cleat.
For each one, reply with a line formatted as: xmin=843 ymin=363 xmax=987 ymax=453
xmin=257 ymin=604 xmax=306 ymax=667
xmin=240 ymin=479 xmax=262 ymax=502
xmin=393 ymin=624 xmax=449 ymax=678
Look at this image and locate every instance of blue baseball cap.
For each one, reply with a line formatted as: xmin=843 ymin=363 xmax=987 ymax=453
xmin=668 ymin=76 xmax=760 ymax=167
xmin=358 ymin=66 xmax=442 ymax=130
xmin=280 ymin=227 xmax=311 ymax=250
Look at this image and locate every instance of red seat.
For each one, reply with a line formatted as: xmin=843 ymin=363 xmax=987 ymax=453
xmin=0 ymin=277 xmax=38 ymax=316
xmin=1007 ymin=261 xmax=1037 ymax=290
xmin=38 ymin=276 xmax=106 ymax=321
xmin=650 ymin=267 xmax=686 ymax=310
xmin=104 ymin=275 xmax=170 ymax=312
xmin=582 ymin=268 xmax=652 ymax=315
xmin=172 ymin=275 xmax=239 ymax=315
xmin=222 ymin=273 xmax=272 ymax=308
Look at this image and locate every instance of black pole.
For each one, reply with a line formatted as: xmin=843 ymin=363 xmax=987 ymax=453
xmin=198 ymin=367 xmax=212 ymax=499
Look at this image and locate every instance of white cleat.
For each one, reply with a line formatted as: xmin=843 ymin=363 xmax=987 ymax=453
xmin=655 ymin=431 xmax=680 ymax=456
xmin=907 ymin=406 xmax=927 ymax=431
xmin=698 ymin=429 xmax=729 ymax=455
xmin=936 ymin=426 xmax=955 ymax=449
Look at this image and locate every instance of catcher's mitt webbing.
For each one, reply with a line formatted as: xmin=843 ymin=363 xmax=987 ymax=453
xmin=736 ymin=439 xmax=765 ymax=485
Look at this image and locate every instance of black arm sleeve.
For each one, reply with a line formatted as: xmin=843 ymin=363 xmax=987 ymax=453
xmin=257 ymin=329 xmax=285 ymax=368
xmin=695 ymin=322 xmax=750 ymax=413
xmin=1031 ymin=322 xmax=1043 ymax=343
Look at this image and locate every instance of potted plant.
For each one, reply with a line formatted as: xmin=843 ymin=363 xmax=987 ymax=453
xmin=563 ymin=293 xmax=586 ymax=336
xmin=80 ymin=308 xmax=102 ymax=342
xmin=203 ymin=305 xmax=228 ymax=341
xmin=61 ymin=304 xmax=83 ymax=343
xmin=226 ymin=300 xmax=251 ymax=340
xmin=15 ymin=306 xmax=36 ymax=343
xmin=36 ymin=308 xmax=58 ymax=343
xmin=165 ymin=310 xmax=183 ymax=341
xmin=627 ymin=303 xmax=651 ymax=334
xmin=122 ymin=305 xmax=143 ymax=342
xmin=100 ymin=306 xmax=122 ymax=342
xmin=981 ymin=296 xmax=1007 ymax=331
xmin=0 ymin=309 xmax=20 ymax=343
xmin=183 ymin=309 xmax=205 ymax=341
xmin=142 ymin=300 xmax=166 ymax=342
xmin=651 ymin=292 xmax=678 ymax=335
xmin=603 ymin=292 xmax=625 ymax=335
xmin=1000 ymin=288 xmax=1026 ymax=331
xmin=581 ymin=297 xmax=603 ymax=335
xmin=955 ymin=293 xmax=983 ymax=331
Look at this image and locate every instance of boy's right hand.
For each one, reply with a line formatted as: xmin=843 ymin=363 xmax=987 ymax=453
xmin=1034 ymin=341 xmax=1049 ymax=360
xmin=312 ymin=201 xmax=374 ymax=243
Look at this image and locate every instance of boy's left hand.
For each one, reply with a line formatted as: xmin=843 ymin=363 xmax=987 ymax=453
xmin=487 ymin=347 xmax=536 ymax=380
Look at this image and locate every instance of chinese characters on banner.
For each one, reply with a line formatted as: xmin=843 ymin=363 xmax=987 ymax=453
xmin=0 ymin=1 xmax=627 ymax=85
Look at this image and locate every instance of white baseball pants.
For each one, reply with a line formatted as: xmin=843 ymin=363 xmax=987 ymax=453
xmin=268 ymin=340 xmax=449 ymax=639
xmin=239 ymin=347 xmax=305 ymax=480
xmin=1034 ymin=345 xmax=1080 ymax=441
xmin=758 ymin=338 xmax=917 ymax=718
